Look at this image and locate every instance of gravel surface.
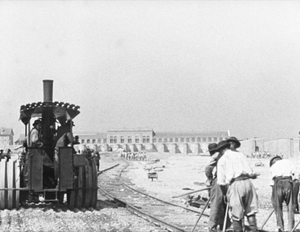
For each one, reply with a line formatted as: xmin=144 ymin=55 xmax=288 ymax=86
xmin=1 ymin=152 xmax=299 ymax=232
xmin=112 ymin=152 xmax=300 ymax=232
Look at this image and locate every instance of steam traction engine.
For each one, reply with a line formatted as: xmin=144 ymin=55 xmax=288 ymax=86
xmin=0 ymin=80 xmax=98 ymax=209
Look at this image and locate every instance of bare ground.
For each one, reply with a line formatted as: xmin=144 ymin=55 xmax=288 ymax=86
xmin=120 ymin=152 xmax=300 ymax=232
xmin=1 ymin=152 xmax=299 ymax=232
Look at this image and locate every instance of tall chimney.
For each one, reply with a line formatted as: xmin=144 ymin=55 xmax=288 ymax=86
xmin=43 ymin=80 xmax=53 ymax=102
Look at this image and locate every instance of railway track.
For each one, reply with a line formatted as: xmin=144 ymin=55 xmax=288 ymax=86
xmin=98 ymin=158 xmax=210 ymax=232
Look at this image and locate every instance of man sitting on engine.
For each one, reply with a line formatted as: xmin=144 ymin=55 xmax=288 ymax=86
xmin=30 ymin=119 xmax=43 ymax=147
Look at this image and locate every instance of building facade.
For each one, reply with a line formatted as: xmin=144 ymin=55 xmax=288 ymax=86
xmin=74 ymin=129 xmax=230 ymax=155
xmin=0 ymin=127 xmax=14 ymax=146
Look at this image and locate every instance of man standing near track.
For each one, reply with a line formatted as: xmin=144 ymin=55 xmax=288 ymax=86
xmin=270 ymin=155 xmax=295 ymax=232
xmin=217 ymin=140 xmax=259 ymax=232
xmin=226 ymin=136 xmax=241 ymax=152
xmin=205 ymin=142 xmax=231 ymax=232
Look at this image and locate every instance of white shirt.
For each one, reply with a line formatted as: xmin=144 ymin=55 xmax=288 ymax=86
xmin=30 ymin=128 xmax=39 ymax=146
xmin=217 ymin=149 xmax=254 ymax=185
xmin=270 ymin=159 xmax=295 ymax=185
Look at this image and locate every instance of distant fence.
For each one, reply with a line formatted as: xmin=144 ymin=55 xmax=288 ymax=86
xmin=240 ymin=137 xmax=300 ymax=159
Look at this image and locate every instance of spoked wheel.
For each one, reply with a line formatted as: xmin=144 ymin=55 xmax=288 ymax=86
xmin=14 ymin=160 xmax=20 ymax=209
xmin=89 ymin=159 xmax=98 ymax=208
xmin=0 ymin=160 xmax=7 ymax=209
xmin=68 ymin=162 xmax=90 ymax=209
xmin=67 ymin=167 xmax=78 ymax=209
xmin=67 ymin=158 xmax=98 ymax=209
xmin=0 ymin=159 xmax=21 ymax=209
xmin=83 ymin=159 xmax=91 ymax=208
xmin=76 ymin=166 xmax=84 ymax=208
xmin=7 ymin=160 xmax=14 ymax=209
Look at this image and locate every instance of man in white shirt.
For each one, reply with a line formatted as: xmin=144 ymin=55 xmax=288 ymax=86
xmin=30 ymin=119 xmax=43 ymax=147
xmin=217 ymin=140 xmax=259 ymax=232
xmin=226 ymin=136 xmax=241 ymax=152
xmin=270 ymin=156 xmax=295 ymax=232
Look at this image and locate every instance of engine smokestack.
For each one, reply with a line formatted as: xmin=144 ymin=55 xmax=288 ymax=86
xmin=43 ymin=80 xmax=53 ymax=102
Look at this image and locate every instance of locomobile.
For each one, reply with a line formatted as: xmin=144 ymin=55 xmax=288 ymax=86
xmin=0 ymin=80 xmax=98 ymax=209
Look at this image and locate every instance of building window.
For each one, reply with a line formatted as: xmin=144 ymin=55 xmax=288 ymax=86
xmin=135 ymin=136 xmax=139 ymax=143
xmin=92 ymin=139 xmax=96 ymax=144
xmin=81 ymin=139 xmax=85 ymax=144
xmin=208 ymin=137 xmax=212 ymax=142
xmin=120 ymin=136 xmax=124 ymax=143
xmin=191 ymin=138 xmax=195 ymax=142
xmin=128 ymin=136 xmax=132 ymax=143
xmin=170 ymin=138 xmax=173 ymax=142
xmin=214 ymin=137 xmax=218 ymax=142
xmin=110 ymin=136 xmax=114 ymax=143
xmin=164 ymin=138 xmax=168 ymax=142
xmin=180 ymin=138 xmax=184 ymax=142
xmin=186 ymin=138 xmax=190 ymax=142
xmin=153 ymin=138 xmax=156 ymax=143
xmin=87 ymin=139 xmax=90 ymax=144
xmin=147 ymin=136 xmax=150 ymax=143
xmin=143 ymin=136 xmax=147 ymax=143
xmin=98 ymin=139 xmax=101 ymax=143
xmin=158 ymin=138 xmax=162 ymax=142
xmin=203 ymin=138 xmax=206 ymax=142
xmin=103 ymin=138 xmax=107 ymax=143
xmin=175 ymin=138 xmax=178 ymax=142
xmin=197 ymin=137 xmax=201 ymax=142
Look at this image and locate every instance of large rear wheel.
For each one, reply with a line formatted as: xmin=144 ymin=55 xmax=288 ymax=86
xmin=14 ymin=160 xmax=20 ymax=209
xmin=67 ymin=158 xmax=98 ymax=209
xmin=7 ymin=160 xmax=14 ymax=209
xmin=83 ymin=159 xmax=91 ymax=208
xmin=0 ymin=160 xmax=7 ymax=209
xmin=90 ymin=159 xmax=97 ymax=208
xmin=0 ymin=159 xmax=20 ymax=209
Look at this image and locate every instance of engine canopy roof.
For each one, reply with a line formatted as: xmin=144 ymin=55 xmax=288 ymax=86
xmin=19 ymin=101 xmax=80 ymax=125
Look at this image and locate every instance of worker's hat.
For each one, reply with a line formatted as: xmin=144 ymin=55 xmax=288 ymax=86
xmin=226 ymin=136 xmax=241 ymax=148
xmin=33 ymin=119 xmax=42 ymax=126
xmin=208 ymin=143 xmax=218 ymax=155
xmin=269 ymin=155 xmax=282 ymax=167
xmin=216 ymin=140 xmax=230 ymax=152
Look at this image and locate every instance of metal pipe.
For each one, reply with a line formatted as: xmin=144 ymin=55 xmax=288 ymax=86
xmin=97 ymin=164 xmax=120 ymax=176
xmin=191 ymin=196 xmax=211 ymax=232
xmin=291 ymin=217 xmax=300 ymax=232
xmin=172 ymin=187 xmax=211 ymax=198
xmin=43 ymin=80 xmax=53 ymax=102
xmin=260 ymin=209 xmax=274 ymax=230
xmin=222 ymin=203 xmax=229 ymax=232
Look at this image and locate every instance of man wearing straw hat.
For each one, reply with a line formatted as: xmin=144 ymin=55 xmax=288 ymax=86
xmin=30 ymin=119 xmax=43 ymax=147
xmin=226 ymin=137 xmax=241 ymax=152
xmin=205 ymin=142 xmax=231 ymax=232
xmin=217 ymin=140 xmax=259 ymax=232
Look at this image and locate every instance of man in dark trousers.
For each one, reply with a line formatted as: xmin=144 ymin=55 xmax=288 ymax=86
xmin=293 ymin=177 xmax=300 ymax=214
xmin=270 ymin=155 xmax=295 ymax=232
xmin=205 ymin=142 xmax=231 ymax=232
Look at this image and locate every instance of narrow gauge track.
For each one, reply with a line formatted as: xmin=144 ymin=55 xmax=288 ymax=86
xmin=98 ymin=158 xmax=209 ymax=232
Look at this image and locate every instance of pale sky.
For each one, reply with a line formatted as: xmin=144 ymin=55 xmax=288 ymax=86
xmin=1 ymin=1 xmax=300 ymax=140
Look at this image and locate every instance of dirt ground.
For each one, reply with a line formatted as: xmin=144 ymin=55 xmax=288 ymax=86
xmin=118 ymin=152 xmax=300 ymax=232
xmin=2 ymin=151 xmax=297 ymax=232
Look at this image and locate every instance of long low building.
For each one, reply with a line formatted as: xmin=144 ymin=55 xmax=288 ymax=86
xmin=74 ymin=129 xmax=230 ymax=155
xmin=13 ymin=128 xmax=300 ymax=158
